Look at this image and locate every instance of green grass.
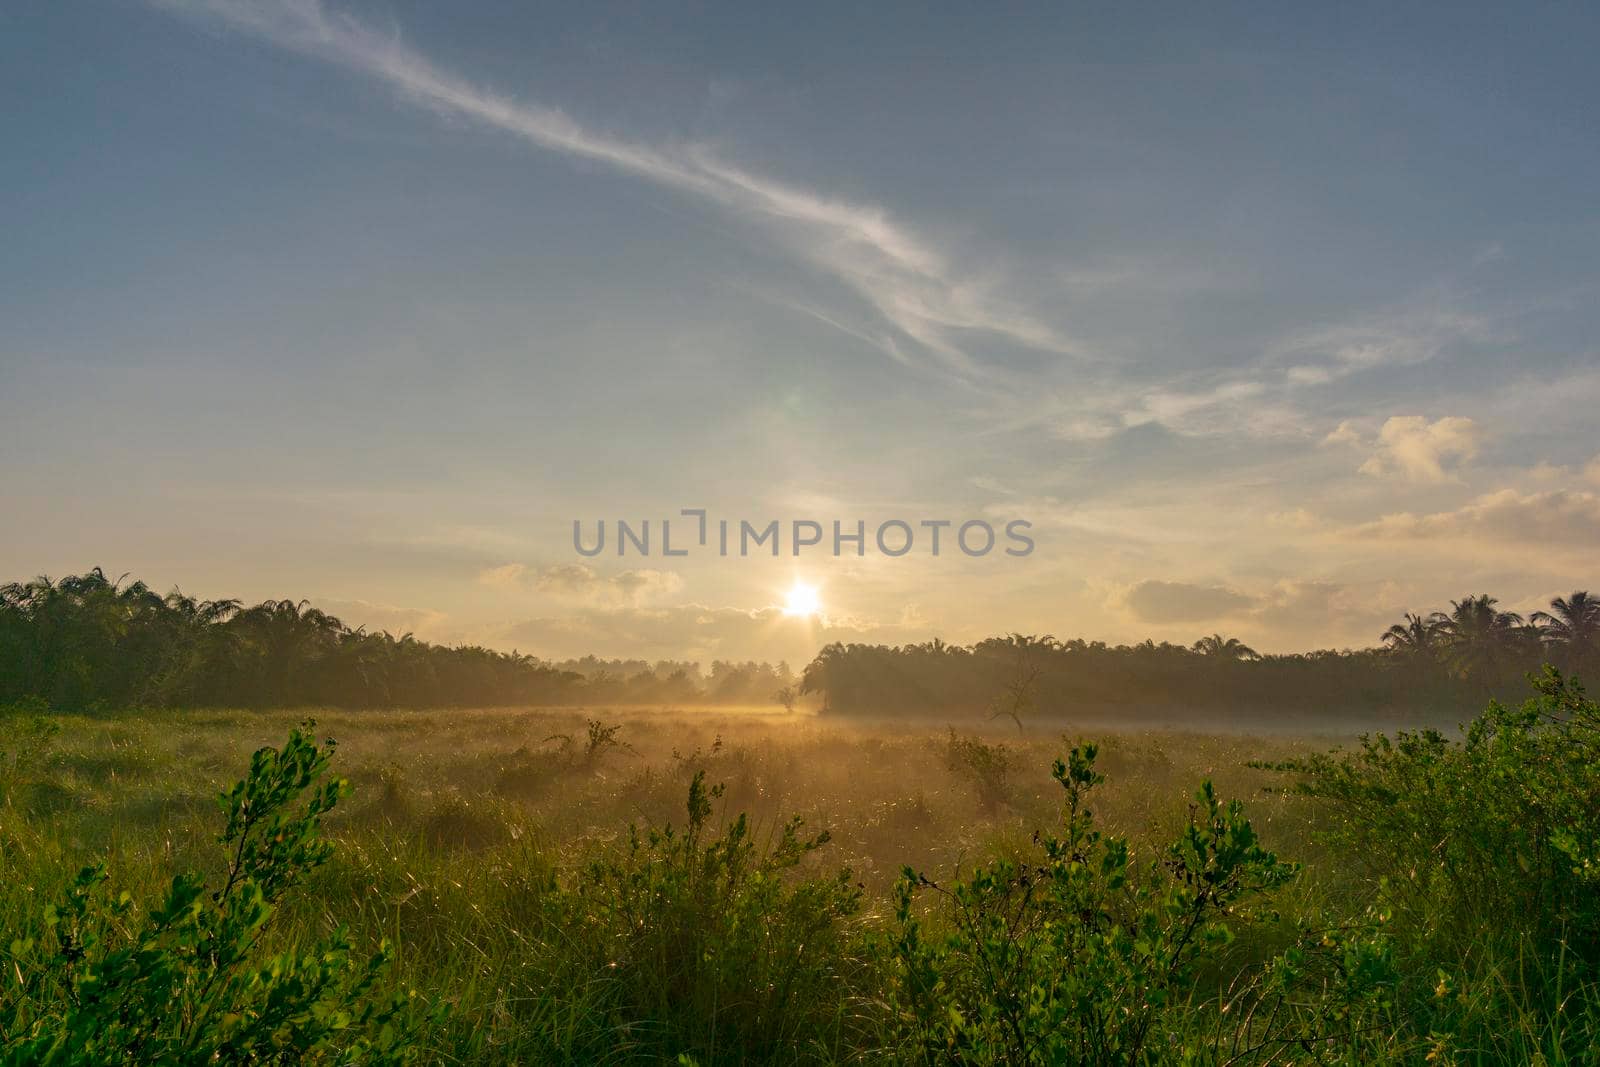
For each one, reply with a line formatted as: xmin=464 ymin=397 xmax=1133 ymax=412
xmin=3 ymin=687 xmax=1597 ymax=1063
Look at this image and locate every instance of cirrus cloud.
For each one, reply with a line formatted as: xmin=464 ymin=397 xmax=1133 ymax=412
xmin=153 ymin=0 xmax=1076 ymax=384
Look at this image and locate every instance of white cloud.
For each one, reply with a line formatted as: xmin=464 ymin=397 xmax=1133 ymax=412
xmin=1357 ymin=415 xmax=1483 ymax=483
xmin=155 ymin=0 xmax=1075 ymax=382
xmin=1322 ymin=419 xmax=1365 ymax=447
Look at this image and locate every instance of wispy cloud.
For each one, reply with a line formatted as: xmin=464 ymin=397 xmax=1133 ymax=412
xmin=1267 ymin=304 xmax=1493 ymax=387
xmin=156 ymin=0 xmax=1074 ymax=381
xmin=1003 ymin=294 xmax=1497 ymax=443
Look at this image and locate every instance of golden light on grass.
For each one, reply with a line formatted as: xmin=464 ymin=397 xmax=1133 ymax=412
xmin=781 ymin=580 xmax=822 ymax=618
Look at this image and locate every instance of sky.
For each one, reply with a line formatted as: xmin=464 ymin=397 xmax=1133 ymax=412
xmin=3 ymin=1 xmax=1599 ymax=665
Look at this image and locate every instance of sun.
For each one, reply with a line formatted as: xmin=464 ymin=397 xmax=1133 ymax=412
xmin=782 ymin=581 xmax=822 ymax=617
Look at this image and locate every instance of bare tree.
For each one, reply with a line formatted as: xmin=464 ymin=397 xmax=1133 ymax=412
xmin=988 ymin=641 xmax=1043 ymax=734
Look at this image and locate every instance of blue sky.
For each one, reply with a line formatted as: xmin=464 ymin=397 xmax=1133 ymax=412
xmin=3 ymin=1 xmax=1598 ymax=662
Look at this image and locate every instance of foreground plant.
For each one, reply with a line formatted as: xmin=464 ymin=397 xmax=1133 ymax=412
xmin=884 ymin=744 xmax=1402 ymax=1065
xmin=566 ymin=770 xmax=862 ymax=1063
xmin=1 ymin=724 xmax=425 ymax=1065
xmin=1284 ymin=667 xmax=1600 ymax=955
xmin=1272 ymin=666 xmax=1600 ymax=1060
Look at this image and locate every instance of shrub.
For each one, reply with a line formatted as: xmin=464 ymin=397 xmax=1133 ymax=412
xmin=0 ymin=709 xmax=60 ymax=807
xmin=421 ymin=789 xmax=515 ymax=851
xmin=941 ymin=729 xmax=1013 ymax=813
xmin=883 ymin=744 xmax=1368 ymax=1064
xmin=540 ymin=718 xmax=631 ymax=769
xmin=565 ymin=770 xmax=862 ymax=1063
xmin=0 ymin=723 xmax=426 ymax=1064
xmin=369 ymin=764 xmax=415 ymax=824
xmin=1271 ymin=667 xmax=1600 ymax=1059
xmin=1277 ymin=667 xmax=1600 ymax=964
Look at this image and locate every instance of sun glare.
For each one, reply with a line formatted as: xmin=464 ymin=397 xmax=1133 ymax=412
xmin=782 ymin=581 xmax=821 ymax=617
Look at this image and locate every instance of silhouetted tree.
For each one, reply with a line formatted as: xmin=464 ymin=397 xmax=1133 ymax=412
xmin=1533 ymin=591 xmax=1600 ymax=677
xmin=1381 ymin=613 xmax=1444 ymax=659
xmin=0 ymin=570 xmax=1582 ymax=718
xmin=1192 ymin=634 xmax=1259 ymax=660
xmin=1434 ymin=595 xmax=1532 ymax=696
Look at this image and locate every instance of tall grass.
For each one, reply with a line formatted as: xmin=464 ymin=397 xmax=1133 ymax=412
xmin=2 ymin=677 xmax=1597 ymax=1063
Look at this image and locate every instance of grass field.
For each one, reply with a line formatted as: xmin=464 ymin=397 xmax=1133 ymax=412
xmin=4 ymin=694 xmax=1599 ymax=1063
xmin=1 ymin=705 xmax=1334 ymax=873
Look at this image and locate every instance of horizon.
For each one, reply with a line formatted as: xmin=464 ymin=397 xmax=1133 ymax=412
xmin=4 ymin=2 xmax=1599 ymax=666
xmin=3 ymin=565 xmax=1590 ymax=668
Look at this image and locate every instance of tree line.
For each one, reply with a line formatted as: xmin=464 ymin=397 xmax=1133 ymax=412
xmin=3 ymin=570 xmax=1595 ymax=716
xmin=798 ymin=591 xmax=1600 ymax=717
xmin=0 ymin=570 xmax=792 ymax=710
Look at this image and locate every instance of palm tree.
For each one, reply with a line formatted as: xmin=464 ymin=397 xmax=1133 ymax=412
xmin=233 ymin=599 xmax=346 ymax=705
xmin=1381 ymin=613 xmax=1444 ymax=659
xmin=1532 ymin=591 xmax=1600 ymax=675
xmin=1434 ymin=595 xmax=1528 ymax=695
xmin=1192 ymin=634 xmax=1259 ymax=660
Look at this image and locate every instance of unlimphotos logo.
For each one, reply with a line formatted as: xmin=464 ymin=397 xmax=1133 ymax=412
xmin=573 ymin=509 xmax=1034 ymax=558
